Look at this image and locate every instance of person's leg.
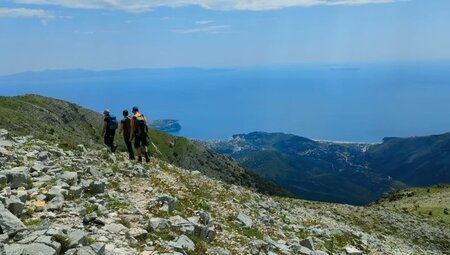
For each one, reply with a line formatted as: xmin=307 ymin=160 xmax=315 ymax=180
xmin=104 ymin=135 xmax=109 ymax=147
xmin=111 ymin=132 xmax=117 ymax=152
xmin=142 ymin=136 xmax=150 ymax=162
xmin=137 ymin=147 xmax=142 ymax=163
xmin=127 ymin=140 xmax=135 ymax=159
xmin=143 ymin=145 xmax=150 ymax=162
xmin=135 ymin=136 xmax=142 ymax=163
xmin=124 ymin=136 xmax=135 ymax=160
xmin=104 ymin=134 xmax=113 ymax=152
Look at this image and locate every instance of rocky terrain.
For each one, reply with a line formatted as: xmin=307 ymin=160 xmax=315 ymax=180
xmin=0 ymin=95 xmax=289 ymax=198
xmin=1 ymin=128 xmax=450 ymax=255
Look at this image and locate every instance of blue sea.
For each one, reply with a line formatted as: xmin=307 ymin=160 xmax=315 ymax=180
xmin=1 ymin=61 xmax=450 ymax=142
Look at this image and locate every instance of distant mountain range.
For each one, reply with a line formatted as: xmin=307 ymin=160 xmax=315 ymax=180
xmin=203 ymin=131 xmax=450 ymax=205
xmin=0 ymin=68 xmax=235 ymax=83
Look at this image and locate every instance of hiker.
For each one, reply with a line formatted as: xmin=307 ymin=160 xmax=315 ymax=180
xmin=102 ymin=109 xmax=118 ymax=152
xmin=130 ymin=106 xmax=150 ymax=163
xmin=119 ymin=109 xmax=135 ymax=160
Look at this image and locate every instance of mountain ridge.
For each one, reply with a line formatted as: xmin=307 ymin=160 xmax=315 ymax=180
xmin=0 ymin=94 xmax=449 ymax=254
xmin=0 ymin=94 xmax=290 ymax=198
xmin=204 ymin=131 xmax=450 ymax=205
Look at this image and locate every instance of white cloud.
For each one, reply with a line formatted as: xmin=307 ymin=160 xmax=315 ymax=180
xmin=12 ymin=0 xmax=400 ymax=12
xmin=196 ymin=20 xmax=214 ymax=25
xmin=0 ymin=7 xmax=55 ymax=19
xmin=173 ymin=25 xmax=230 ymax=34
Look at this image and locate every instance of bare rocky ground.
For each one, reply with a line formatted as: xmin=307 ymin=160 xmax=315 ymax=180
xmin=0 ymin=129 xmax=449 ymax=255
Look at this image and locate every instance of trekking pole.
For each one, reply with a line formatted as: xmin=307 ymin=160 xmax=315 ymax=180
xmin=151 ymin=141 xmax=162 ymax=155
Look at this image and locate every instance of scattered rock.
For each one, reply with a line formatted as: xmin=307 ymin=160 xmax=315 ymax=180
xmin=169 ymin=234 xmax=195 ymax=252
xmin=2 ymin=167 xmax=30 ymax=188
xmin=129 ymin=227 xmax=148 ymax=240
xmin=105 ymin=223 xmax=128 ymax=234
xmin=89 ymin=180 xmax=106 ymax=194
xmin=47 ymin=195 xmax=65 ymax=211
xmin=153 ymin=195 xmax=177 ymax=212
xmin=68 ymin=230 xmax=88 ymax=248
xmin=345 ymin=246 xmax=363 ymax=255
xmin=0 ymin=204 xmax=26 ymax=234
xmin=300 ymin=237 xmax=315 ymax=251
xmin=236 ymin=212 xmax=253 ymax=228
xmin=58 ymin=172 xmax=78 ymax=185
xmin=148 ymin=217 xmax=171 ymax=232
xmin=22 ymin=242 xmax=57 ymax=255
xmin=91 ymin=242 xmax=106 ymax=255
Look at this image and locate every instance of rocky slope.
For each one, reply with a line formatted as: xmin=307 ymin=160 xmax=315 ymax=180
xmin=0 ymin=95 xmax=289 ymax=198
xmin=1 ymin=129 xmax=449 ymax=255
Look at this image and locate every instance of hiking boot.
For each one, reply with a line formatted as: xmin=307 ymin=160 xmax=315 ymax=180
xmin=137 ymin=156 xmax=142 ymax=164
xmin=145 ymin=153 xmax=150 ymax=163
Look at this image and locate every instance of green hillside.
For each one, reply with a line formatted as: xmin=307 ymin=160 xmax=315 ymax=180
xmin=0 ymin=94 xmax=290 ymax=197
xmin=373 ymin=184 xmax=450 ymax=226
xmin=0 ymin=94 xmax=102 ymax=148
xmin=367 ymin=134 xmax=450 ymax=185
xmin=204 ymin=131 xmax=450 ymax=205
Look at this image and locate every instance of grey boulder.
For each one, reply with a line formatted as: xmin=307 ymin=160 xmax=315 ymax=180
xmin=2 ymin=167 xmax=30 ymax=188
xmin=0 ymin=204 xmax=26 ymax=235
xmin=68 ymin=230 xmax=88 ymax=248
xmin=22 ymin=243 xmax=57 ymax=255
xmin=236 ymin=212 xmax=253 ymax=228
xmin=47 ymin=195 xmax=65 ymax=211
xmin=300 ymin=237 xmax=315 ymax=251
xmin=6 ymin=196 xmax=25 ymax=216
xmin=58 ymin=172 xmax=78 ymax=185
xmin=169 ymin=235 xmax=195 ymax=252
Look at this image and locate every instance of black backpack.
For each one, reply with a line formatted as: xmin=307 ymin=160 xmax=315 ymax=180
xmin=134 ymin=115 xmax=148 ymax=137
xmin=107 ymin=115 xmax=119 ymax=131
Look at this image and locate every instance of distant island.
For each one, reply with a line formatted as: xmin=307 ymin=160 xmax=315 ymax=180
xmin=149 ymin=119 xmax=182 ymax=133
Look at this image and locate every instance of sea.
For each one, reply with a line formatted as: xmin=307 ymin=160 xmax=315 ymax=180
xmin=1 ymin=61 xmax=450 ymax=143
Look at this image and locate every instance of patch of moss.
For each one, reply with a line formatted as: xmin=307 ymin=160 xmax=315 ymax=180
xmin=241 ymin=227 xmax=264 ymax=239
xmin=106 ymin=198 xmax=129 ymax=210
xmin=53 ymin=234 xmax=71 ymax=253
xmin=24 ymin=218 xmax=42 ymax=226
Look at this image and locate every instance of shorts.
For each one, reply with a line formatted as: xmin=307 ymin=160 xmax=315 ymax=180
xmin=134 ymin=135 xmax=148 ymax=148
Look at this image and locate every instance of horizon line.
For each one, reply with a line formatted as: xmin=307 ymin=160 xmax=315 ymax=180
xmin=2 ymin=58 xmax=450 ymax=77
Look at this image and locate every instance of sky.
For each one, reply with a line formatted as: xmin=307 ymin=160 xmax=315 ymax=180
xmin=1 ymin=0 xmax=450 ymax=75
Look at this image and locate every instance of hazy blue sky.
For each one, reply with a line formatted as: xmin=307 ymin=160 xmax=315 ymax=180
xmin=1 ymin=0 xmax=450 ymax=74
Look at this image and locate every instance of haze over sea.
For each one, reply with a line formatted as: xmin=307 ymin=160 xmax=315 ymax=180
xmin=1 ymin=61 xmax=450 ymax=143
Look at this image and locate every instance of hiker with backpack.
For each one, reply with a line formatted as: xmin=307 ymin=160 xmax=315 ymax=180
xmin=130 ymin=106 xmax=150 ymax=163
xmin=102 ymin=109 xmax=118 ymax=152
xmin=119 ymin=109 xmax=135 ymax=160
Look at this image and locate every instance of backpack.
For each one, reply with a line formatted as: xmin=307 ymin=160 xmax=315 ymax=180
xmin=134 ymin=114 xmax=148 ymax=137
xmin=107 ymin=115 xmax=119 ymax=131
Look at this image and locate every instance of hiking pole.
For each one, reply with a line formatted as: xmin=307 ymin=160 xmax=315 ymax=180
xmin=151 ymin=142 xmax=162 ymax=155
